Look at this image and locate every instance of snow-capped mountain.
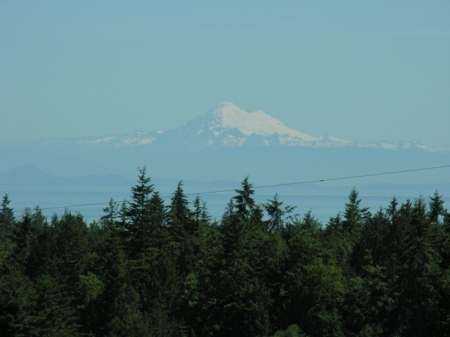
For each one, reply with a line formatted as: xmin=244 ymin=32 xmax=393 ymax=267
xmin=1 ymin=102 xmax=448 ymax=182
xmin=164 ymin=102 xmax=348 ymax=149
xmin=203 ymin=102 xmax=321 ymax=141
xmin=71 ymin=102 xmax=353 ymax=150
xmin=3 ymin=102 xmax=446 ymax=153
xmin=73 ymin=102 xmax=443 ymax=152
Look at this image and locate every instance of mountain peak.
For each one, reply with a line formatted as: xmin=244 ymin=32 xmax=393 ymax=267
xmin=217 ymin=101 xmax=241 ymax=110
xmin=211 ymin=102 xmax=248 ymax=127
xmin=208 ymin=102 xmax=320 ymax=141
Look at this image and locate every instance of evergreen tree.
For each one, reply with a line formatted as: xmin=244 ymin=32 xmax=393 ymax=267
xmin=101 ymin=198 xmax=120 ymax=231
xmin=33 ymin=274 xmax=79 ymax=336
xmin=428 ymin=190 xmax=445 ymax=224
xmin=148 ymin=191 xmax=168 ymax=249
xmin=264 ymin=193 xmax=296 ymax=232
xmin=233 ymin=176 xmax=255 ymax=222
xmin=0 ymin=194 xmax=15 ymax=263
xmin=168 ymin=181 xmax=192 ymax=242
xmin=0 ymin=270 xmax=42 ymax=336
xmin=49 ymin=211 xmax=89 ymax=286
xmin=5 ymin=209 xmax=36 ymax=274
xmin=398 ymin=197 xmax=441 ymax=336
xmin=343 ymin=188 xmax=369 ymax=240
xmin=193 ymin=194 xmax=210 ymax=225
xmin=126 ymin=167 xmax=154 ymax=258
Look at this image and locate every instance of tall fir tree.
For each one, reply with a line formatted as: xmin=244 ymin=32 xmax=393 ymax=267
xmin=0 ymin=194 xmax=15 ymax=262
xmin=233 ymin=176 xmax=255 ymax=222
xmin=264 ymin=193 xmax=296 ymax=232
xmin=126 ymin=167 xmax=154 ymax=258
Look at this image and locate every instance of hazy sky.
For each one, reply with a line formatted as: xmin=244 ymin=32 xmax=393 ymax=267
xmin=1 ymin=1 xmax=449 ymax=146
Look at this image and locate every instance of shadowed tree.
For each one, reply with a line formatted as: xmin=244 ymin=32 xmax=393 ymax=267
xmin=234 ymin=176 xmax=255 ymax=222
xmin=264 ymin=193 xmax=296 ymax=232
xmin=168 ymin=181 xmax=192 ymax=242
xmin=343 ymin=188 xmax=369 ymax=240
xmin=428 ymin=190 xmax=445 ymax=224
xmin=0 ymin=194 xmax=15 ymax=261
xmin=126 ymin=167 xmax=154 ymax=258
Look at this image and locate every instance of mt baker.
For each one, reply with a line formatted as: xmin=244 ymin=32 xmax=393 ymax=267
xmin=1 ymin=103 xmax=448 ymax=183
xmin=75 ymin=102 xmax=439 ymax=152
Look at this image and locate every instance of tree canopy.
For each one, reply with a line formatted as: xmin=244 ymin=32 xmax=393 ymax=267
xmin=0 ymin=171 xmax=449 ymax=336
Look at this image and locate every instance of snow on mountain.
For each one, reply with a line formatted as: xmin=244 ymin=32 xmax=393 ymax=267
xmin=10 ymin=102 xmax=447 ymax=153
xmin=164 ymin=102 xmax=354 ymax=149
xmin=356 ymin=140 xmax=448 ymax=153
xmin=157 ymin=103 xmax=448 ymax=152
xmin=208 ymin=102 xmax=321 ymax=141
xmin=76 ymin=131 xmax=158 ymax=148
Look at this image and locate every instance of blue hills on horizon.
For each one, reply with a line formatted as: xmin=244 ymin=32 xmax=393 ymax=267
xmin=1 ymin=163 xmax=449 ymax=195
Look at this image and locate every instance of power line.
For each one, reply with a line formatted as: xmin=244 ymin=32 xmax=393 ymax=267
xmin=185 ymin=164 xmax=450 ymax=196
xmin=10 ymin=164 xmax=450 ymax=214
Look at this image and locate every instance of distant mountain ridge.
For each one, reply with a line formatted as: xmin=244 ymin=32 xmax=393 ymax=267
xmin=2 ymin=164 xmax=449 ymax=193
xmin=80 ymin=102 xmax=449 ymax=152
xmin=3 ymin=102 xmax=447 ymax=153
xmin=0 ymin=164 xmax=135 ymax=187
xmin=1 ymin=103 xmax=449 ymax=184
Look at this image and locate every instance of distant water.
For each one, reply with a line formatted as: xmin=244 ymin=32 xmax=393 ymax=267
xmin=3 ymin=182 xmax=449 ymax=225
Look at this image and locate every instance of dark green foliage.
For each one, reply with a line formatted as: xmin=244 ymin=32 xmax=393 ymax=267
xmin=0 ymin=178 xmax=449 ymax=337
xmin=233 ymin=176 xmax=255 ymax=221
xmin=0 ymin=270 xmax=38 ymax=336
xmin=343 ymin=188 xmax=370 ymax=241
xmin=429 ymin=190 xmax=445 ymax=223
xmin=274 ymin=324 xmax=306 ymax=337
xmin=0 ymin=194 xmax=15 ymax=265
xmin=168 ymin=181 xmax=192 ymax=242
xmin=264 ymin=193 xmax=296 ymax=232
xmin=0 ymin=194 xmax=15 ymax=240
xmin=125 ymin=167 xmax=155 ymax=258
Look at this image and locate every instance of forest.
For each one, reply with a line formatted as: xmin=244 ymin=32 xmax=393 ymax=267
xmin=1 ymin=167 xmax=450 ymax=337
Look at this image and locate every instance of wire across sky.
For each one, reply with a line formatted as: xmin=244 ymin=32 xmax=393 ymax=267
xmin=11 ymin=164 xmax=450 ymax=214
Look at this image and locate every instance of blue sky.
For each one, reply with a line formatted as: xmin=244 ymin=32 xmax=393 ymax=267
xmin=1 ymin=1 xmax=449 ymax=146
